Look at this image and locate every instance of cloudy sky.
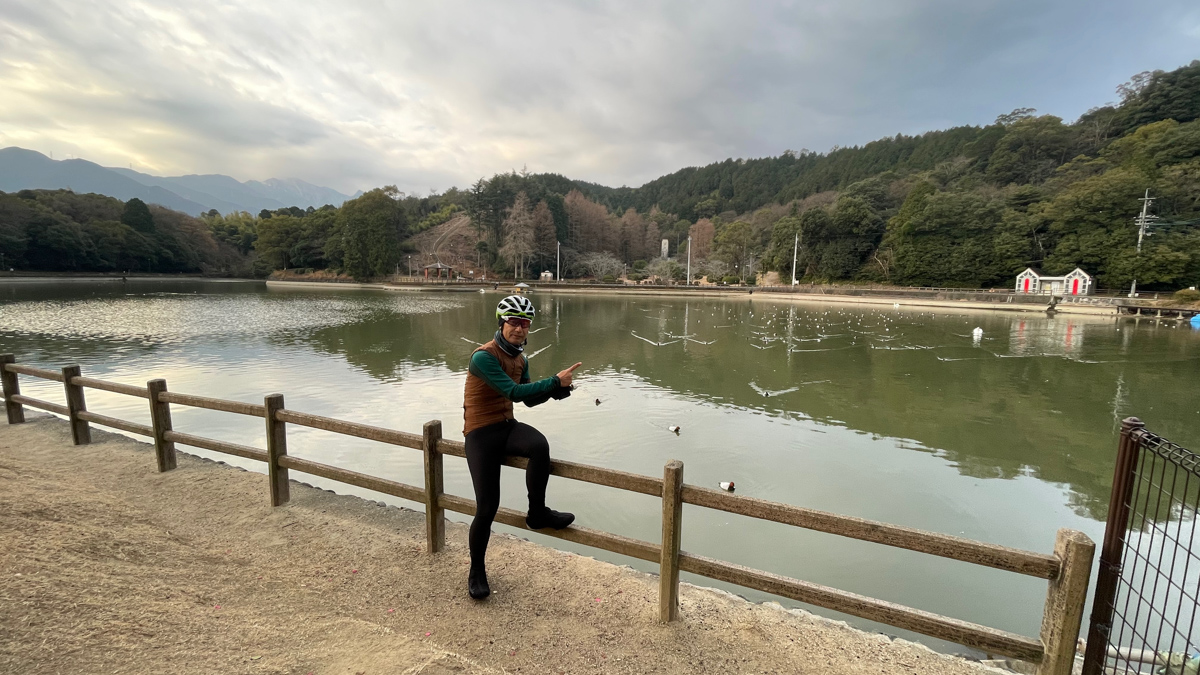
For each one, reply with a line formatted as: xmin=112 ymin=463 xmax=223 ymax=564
xmin=1 ymin=0 xmax=1197 ymax=194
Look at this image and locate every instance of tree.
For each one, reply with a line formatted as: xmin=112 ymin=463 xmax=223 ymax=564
xmin=564 ymin=189 xmax=612 ymax=253
xmin=499 ymin=192 xmax=536 ymax=278
xmin=986 ymin=116 xmax=1077 ymax=185
xmin=687 ymin=219 xmax=715 ymax=260
xmin=337 ymin=186 xmax=407 ymax=280
xmin=121 ymin=198 xmax=155 ymax=233
xmin=618 ymin=208 xmax=646 ymax=262
xmin=531 ymin=200 xmax=557 ymax=272
xmin=714 ymin=221 xmax=758 ymax=281
xmin=254 ymin=214 xmax=302 ymax=270
xmin=576 ymin=251 xmax=622 ymax=279
xmin=764 ymin=213 xmax=802 ymax=274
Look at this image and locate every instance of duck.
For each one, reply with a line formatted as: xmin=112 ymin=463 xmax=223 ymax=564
xmin=719 ymin=481 xmax=735 ymax=492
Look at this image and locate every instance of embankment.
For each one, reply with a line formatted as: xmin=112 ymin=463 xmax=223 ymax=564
xmin=265 ymin=278 xmax=1124 ymax=316
xmin=0 ymin=414 xmax=1004 ymax=675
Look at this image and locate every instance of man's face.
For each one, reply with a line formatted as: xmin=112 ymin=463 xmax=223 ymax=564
xmin=501 ymin=317 xmax=530 ymax=344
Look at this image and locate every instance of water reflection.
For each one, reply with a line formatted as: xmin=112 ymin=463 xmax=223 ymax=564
xmin=280 ymin=290 xmax=1199 ymax=523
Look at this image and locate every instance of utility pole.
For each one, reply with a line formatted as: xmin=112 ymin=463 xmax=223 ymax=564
xmin=1129 ymin=189 xmax=1158 ymax=298
xmin=686 ymin=235 xmax=692 ymax=286
xmin=556 ymin=241 xmax=560 ymax=282
xmin=791 ymin=232 xmax=799 ymax=285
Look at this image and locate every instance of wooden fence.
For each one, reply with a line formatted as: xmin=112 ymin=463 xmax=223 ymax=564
xmin=0 ymin=353 xmax=1094 ymax=674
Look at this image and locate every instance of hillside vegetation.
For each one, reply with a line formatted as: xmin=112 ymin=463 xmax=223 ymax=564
xmin=0 ymin=190 xmax=247 ymax=275
xmin=4 ymin=61 xmax=1198 ymax=288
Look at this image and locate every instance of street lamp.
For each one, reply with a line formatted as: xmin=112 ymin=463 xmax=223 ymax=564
xmin=686 ymin=235 xmax=691 ymax=286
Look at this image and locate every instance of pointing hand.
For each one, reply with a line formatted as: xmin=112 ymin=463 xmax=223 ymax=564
xmin=557 ymin=362 xmax=583 ymax=387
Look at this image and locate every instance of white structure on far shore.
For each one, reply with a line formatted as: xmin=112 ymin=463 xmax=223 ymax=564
xmin=540 ymin=270 xmax=554 ymax=282
xmin=660 ymin=239 xmax=669 ymax=259
xmin=1015 ymin=267 xmax=1093 ymax=295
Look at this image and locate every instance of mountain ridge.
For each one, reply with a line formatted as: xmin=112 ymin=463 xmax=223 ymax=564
xmin=0 ymin=147 xmax=355 ymax=215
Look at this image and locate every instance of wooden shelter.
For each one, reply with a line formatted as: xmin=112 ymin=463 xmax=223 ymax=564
xmin=423 ymin=261 xmax=454 ymax=279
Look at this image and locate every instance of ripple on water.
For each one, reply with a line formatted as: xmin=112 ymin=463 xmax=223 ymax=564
xmin=0 ymin=294 xmax=464 ymax=346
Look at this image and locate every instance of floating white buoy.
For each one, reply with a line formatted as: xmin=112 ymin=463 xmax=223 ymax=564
xmin=719 ymin=481 xmax=735 ymax=492
xmin=972 ymin=326 xmax=983 ymax=346
xmin=668 ymin=425 xmax=681 ymax=434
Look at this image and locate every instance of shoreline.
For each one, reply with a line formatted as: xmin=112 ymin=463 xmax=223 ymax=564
xmin=264 ymin=278 xmax=1127 ymax=316
xmin=1 ymin=414 xmax=1011 ymax=674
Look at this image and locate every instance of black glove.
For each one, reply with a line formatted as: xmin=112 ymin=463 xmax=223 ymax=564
xmin=550 ymin=384 xmax=574 ymax=400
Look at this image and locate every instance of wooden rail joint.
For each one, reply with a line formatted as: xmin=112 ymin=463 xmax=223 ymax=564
xmin=146 ymin=379 xmax=176 ymax=472
xmin=1 ymin=354 xmax=24 ymax=424
xmin=61 ymin=365 xmax=91 ymax=445
xmin=1037 ymin=529 xmax=1095 ymax=675
xmin=660 ymin=459 xmax=684 ymax=623
xmin=265 ymin=394 xmax=290 ymax=507
xmin=423 ymin=420 xmax=445 ymax=553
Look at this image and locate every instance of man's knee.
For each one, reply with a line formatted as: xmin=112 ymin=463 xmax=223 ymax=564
xmin=475 ymin=499 xmax=500 ymax=522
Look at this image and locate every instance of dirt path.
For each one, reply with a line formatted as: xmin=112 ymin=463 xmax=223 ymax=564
xmin=1 ymin=415 xmax=1002 ymax=674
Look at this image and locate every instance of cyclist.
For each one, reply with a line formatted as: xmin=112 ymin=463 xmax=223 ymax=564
xmin=462 ymin=294 xmax=582 ymax=599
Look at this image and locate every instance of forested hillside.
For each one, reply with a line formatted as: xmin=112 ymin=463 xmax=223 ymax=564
xmin=5 ymin=61 xmax=1198 ymax=289
xmin=457 ymin=61 xmax=1200 ymax=289
xmin=0 ymin=190 xmax=247 ymax=274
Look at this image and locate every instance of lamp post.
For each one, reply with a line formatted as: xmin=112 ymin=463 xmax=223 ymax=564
xmin=686 ymin=235 xmax=692 ymax=286
xmin=791 ymin=232 xmax=799 ymax=285
xmin=556 ymin=241 xmax=560 ymax=282
xmin=407 ymin=255 xmax=412 ymax=276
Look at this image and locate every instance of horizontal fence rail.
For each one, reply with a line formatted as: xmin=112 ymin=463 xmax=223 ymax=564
xmin=0 ymin=354 xmax=1095 ymax=673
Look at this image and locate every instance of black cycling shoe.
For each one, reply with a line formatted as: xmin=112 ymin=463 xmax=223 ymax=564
xmin=468 ymin=566 xmax=491 ymax=600
xmin=526 ymin=507 xmax=575 ymax=530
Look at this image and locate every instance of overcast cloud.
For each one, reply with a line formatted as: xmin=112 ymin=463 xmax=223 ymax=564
xmin=1 ymin=0 xmax=1197 ymax=194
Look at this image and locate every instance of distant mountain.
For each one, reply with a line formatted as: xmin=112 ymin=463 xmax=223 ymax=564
xmin=0 ymin=147 xmax=356 ymax=215
xmin=109 ymin=169 xmax=355 ymax=213
xmin=0 ymin=147 xmax=208 ymax=215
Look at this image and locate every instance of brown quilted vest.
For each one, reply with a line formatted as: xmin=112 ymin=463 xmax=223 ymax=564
xmin=463 ymin=340 xmax=525 ymax=435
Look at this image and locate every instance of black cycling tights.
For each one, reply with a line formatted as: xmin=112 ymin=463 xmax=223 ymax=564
xmin=464 ymin=420 xmax=550 ymax=569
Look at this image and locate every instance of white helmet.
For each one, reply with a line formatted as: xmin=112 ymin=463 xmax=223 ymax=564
xmin=496 ymin=295 xmax=535 ymax=323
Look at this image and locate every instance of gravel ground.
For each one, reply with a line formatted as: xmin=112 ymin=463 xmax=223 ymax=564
xmin=1 ymin=414 xmax=1006 ymax=674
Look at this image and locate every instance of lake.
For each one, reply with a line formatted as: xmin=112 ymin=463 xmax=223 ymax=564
xmin=2 ymin=278 xmax=1197 ymax=655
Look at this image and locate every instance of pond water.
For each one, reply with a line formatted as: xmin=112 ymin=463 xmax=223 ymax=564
xmin=2 ymin=279 xmax=1197 ymax=655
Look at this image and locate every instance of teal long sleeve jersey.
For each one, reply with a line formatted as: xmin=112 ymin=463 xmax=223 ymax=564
xmin=467 ymin=350 xmax=560 ymax=407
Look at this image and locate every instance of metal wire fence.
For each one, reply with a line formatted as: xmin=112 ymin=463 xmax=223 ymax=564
xmin=1084 ymin=419 xmax=1200 ymax=675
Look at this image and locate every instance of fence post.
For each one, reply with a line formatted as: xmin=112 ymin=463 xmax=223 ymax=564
xmin=146 ymin=379 xmax=176 ymax=472
xmin=423 ymin=420 xmax=445 ymax=553
xmin=264 ymin=394 xmax=290 ymax=507
xmin=1037 ymin=528 xmax=1095 ymax=675
xmin=659 ymin=459 xmax=684 ymax=622
xmin=1081 ymin=417 xmax=1144 ymax=675
xmin=61 ymin=365 xmax=91 ymax=445
xmin=1 ymin=354 xmax=23 ymax=424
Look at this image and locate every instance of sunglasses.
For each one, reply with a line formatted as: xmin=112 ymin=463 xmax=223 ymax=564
xmin=504 ymin=317 xmax=532 ymax=329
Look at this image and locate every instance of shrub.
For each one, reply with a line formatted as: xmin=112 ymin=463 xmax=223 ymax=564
xmin=602 ymin=274 xmax=616 ymax=284
xmin=721 ymin=275 xmax=740 ymax=285
xmin=627 ymin=272 xmax=645 ymax=282
xmin=1173 ymin=288 xmax=1200 ymax=303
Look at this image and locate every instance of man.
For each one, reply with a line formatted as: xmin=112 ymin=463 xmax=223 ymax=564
xmin=462 ymin=294 xmax=582 ymax=600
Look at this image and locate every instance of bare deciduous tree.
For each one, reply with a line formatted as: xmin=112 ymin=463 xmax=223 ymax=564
xmin=576 ymin=252 xmax=623 ymax=280
xmin=499 ymin=192 xmax=535 ymax=279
